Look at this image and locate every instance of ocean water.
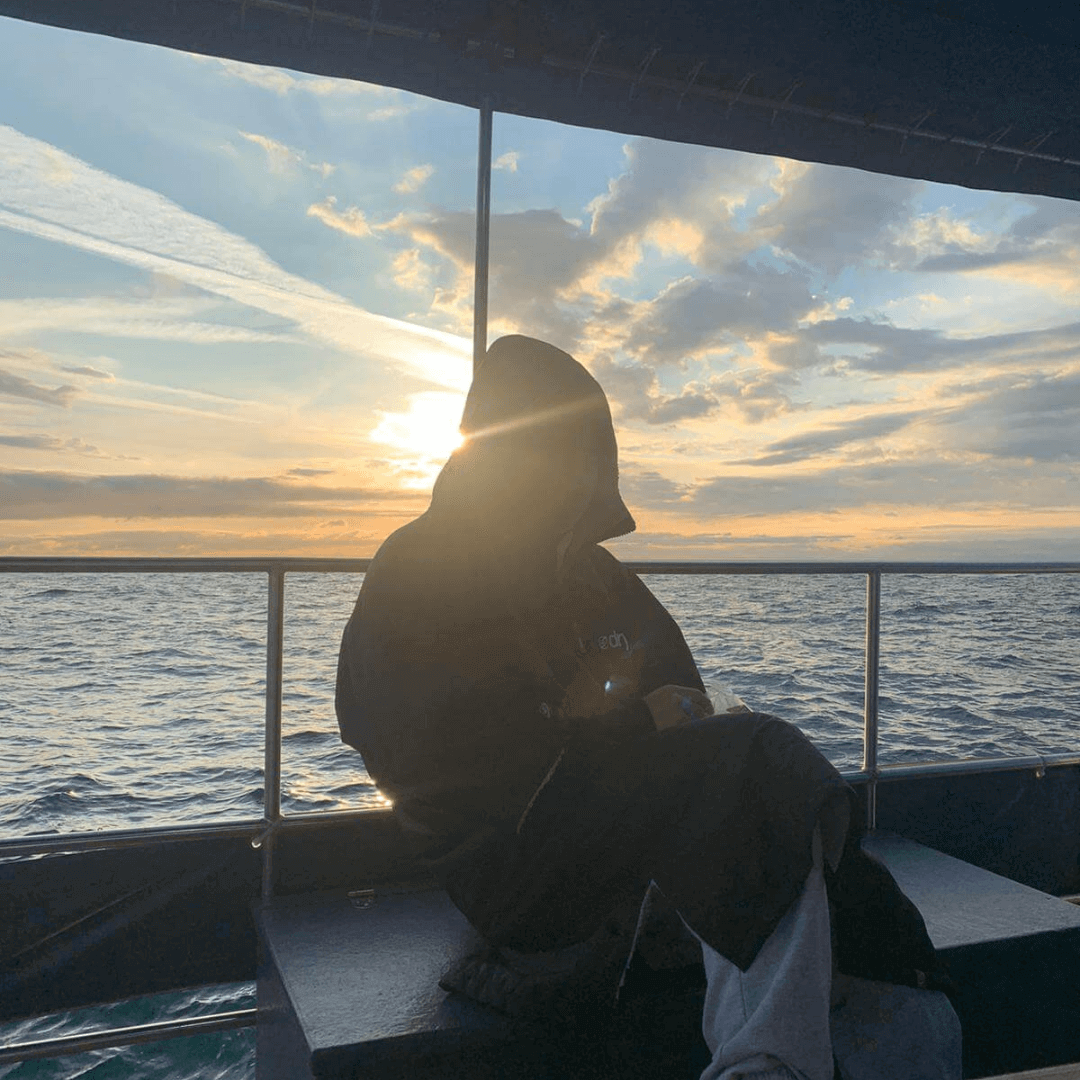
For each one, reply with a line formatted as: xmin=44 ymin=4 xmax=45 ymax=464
xmin=1 ymin=569 xmax=1078 ymax=1075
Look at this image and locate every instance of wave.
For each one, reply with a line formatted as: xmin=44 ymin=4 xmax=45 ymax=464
xmin=2 ymin=571 xmax=1078 ymax=835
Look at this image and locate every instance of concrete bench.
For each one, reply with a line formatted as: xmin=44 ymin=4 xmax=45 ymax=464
xmin=255 ymin=836 xmax=1080 ymax=1079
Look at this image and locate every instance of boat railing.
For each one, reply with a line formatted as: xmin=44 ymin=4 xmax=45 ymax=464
xmin=1 ymin=556 xmax=1079 ymax=1065
xmin=3 ymin=556 xmax=1080 ymax=869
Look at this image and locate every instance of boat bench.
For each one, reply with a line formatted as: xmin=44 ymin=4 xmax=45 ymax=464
xmin=861 ymin=834 xmax=1080 ymax=1078
xmin=255 ymin=835 xmax=1080 ymax=1080
xmin=255 ymin=885 xmax=708 ymax=1079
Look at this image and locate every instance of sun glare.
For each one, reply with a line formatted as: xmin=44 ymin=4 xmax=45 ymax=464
xmin=369 ymin=391 xmax=466 ymax=465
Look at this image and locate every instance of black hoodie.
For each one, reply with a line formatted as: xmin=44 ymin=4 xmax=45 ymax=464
xmin=335 ymin=336 xmax=705 ymax=853
xmin=336 ymin=338 xmax=943 ymax=988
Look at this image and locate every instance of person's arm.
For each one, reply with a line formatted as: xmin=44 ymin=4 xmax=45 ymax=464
xmin=645 ymin=684 xmax=715 ymax=730
xmin=619 ymin=569 xmax=707 ymax=695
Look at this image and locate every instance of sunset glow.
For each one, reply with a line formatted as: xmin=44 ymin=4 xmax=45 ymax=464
xmin=369 ymin=391 xmax=466 ymax=487
xmin=0 ymin=16 xmax=1077 ymax=560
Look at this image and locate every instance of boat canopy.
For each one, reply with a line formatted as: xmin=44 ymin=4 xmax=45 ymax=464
xmin=1 ymin=0 xmax=1077 ymax=202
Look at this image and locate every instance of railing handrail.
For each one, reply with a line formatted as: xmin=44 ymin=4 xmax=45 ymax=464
xmin=1 ymin=556 xmax=1079 ymax=574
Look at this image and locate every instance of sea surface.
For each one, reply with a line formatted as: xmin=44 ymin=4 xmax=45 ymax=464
xmin=2 ymin=569 xmax=1078 ymax=1076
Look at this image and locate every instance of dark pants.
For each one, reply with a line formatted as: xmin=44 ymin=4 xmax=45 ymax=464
xmin=447 ymin=713 xmax=852 ymax=971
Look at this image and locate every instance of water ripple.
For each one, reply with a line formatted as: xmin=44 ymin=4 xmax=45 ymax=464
xmin=1 ymin=570 xmax=1078 ymax=838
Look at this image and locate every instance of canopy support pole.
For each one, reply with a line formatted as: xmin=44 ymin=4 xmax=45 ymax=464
xmin=862 ymin=569 xmax=881 ymax=831
xmin=473 ymin=97 xmax=493 ymax=375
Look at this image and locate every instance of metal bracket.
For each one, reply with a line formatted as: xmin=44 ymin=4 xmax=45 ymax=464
xmin=577 ymin=33 xmax=607 ymax=95
xmin=771 ymin=79 xmax=803 ymax=126
xmin=628 ymin=45 xmax=660 ymax=101
xmin=898 ymin=109 xmax=934 ymax=155
xmin=1015 ymin=130 xmax=1056 ymax=172
xmin=975 ymin=125 xmax=1012 ymax=165
xmin=677 ymin=60 xmax=705 ymax=111
xmin=726 ymin=72 xmax=755 ymax=120
xmin=366 ymin=0 xmax=381 ymax=52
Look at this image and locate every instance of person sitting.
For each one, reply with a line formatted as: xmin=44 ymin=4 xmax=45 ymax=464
xmin=336 ymin=334 xmax=960 ymax=1080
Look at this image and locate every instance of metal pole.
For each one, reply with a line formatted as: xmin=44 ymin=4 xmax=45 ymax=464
xmin=473 ymin=97 xmax=493 ymax=375
xmin=0 ymin=1010 xmax=257 ymax=1065
xmin=261 ymin=568 xmax=285 ymax=901
xmin=862 ymin=570 xmax=881 ymax=831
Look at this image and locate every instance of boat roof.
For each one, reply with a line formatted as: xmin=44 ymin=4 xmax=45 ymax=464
xmin=0 ymin=0 xmax=1077 ymax=202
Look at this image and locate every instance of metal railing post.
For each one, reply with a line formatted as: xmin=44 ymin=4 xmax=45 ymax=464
xmin=261 ymin=567 xmax=285 ymax=901
xmin=863 ymin=569 xmax=881 ymax=830
xmin=473 ymin=96 xmax=493 ymax=375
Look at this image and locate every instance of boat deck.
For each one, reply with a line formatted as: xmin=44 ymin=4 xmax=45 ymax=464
xmin=255 ymin=833 xmax=1080 ymax=1079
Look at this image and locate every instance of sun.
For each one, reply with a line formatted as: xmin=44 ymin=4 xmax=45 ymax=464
xmin=369 ymin=391 xmax=466 ymax=482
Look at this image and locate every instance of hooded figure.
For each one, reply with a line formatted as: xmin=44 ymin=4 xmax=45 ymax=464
xmin=336 ymin=336 xmax=956 ymax=1079
xmin=337 ymin=336 xmax=704 ymax=875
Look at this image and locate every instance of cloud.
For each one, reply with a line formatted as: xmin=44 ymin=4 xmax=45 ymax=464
xmin=0 ymin=366 xmax=78 ymax=407
xmin=0 ymin=125 xmax=470 ymax=391
xmin=0 ymin=469 xmax=417 ymax=520
xmin=0 ymin=342 xmax=274 ymax=425
xmin=208 ymin=57 xmax=386 ymax=98
xmin=758 ymin=163 xmax=921 ymax=274
xmin=386 ymin=206 xmax=607 ymax=342
xmin=391 ymin=248 xmax=432 ymax=292
xmin=704 ymin=368 xmax=795 ymax=423
xmin=377 ymin=139 xmax=807 ymax=362
xmin=801 ymin=297 xmax=854 ymax=325
xmin=306 ymin=196 xmax=371 ymax=238
xmin=0 ymin=433 xmax=97 ymax=453
xmin=393 ymin=165 xmax=434 ymax=194
xmin=0 ymin=297 xmax=290 ymax=345
xmin=376 ymin=182 xmax=831 ymax=423
xmin=792 ymin=317 xmax=1080 ymax=374
xmin=588 ymin=139 xmax=775 ymax=274
xmin=607 ymin=524 xmax=1080 ymax=562
xmin=239 ymin=131 xmax=301 ymax=171
xmin=623 ymin=266 xmax=815 ymax=366
xmin=934 ymin=370 xmax=1080 ymax=463
xmin=367 ymin=104 xmax=413 ymax=122
xmin=686 ymin=460 xmax=1079 ymax=518
xmin=58 ymin=364 xmax=115 ymax=380
xmin=743 ymin=412 xmax=924 ymax=466
xmin=286 ymin=467 xmax=332 ymax=477
xmin=590 ymin=355 xmax=719 ymax=425
xmin=0 ymin=522 xmax=408 ymax=558
xmin=895 ymin=208 xmax=999 ymax=268
xmin=900 ymin=197 xmax=1080 ymax=277
xmin=493 ymin=152 xmax=519 ymax=173
xmin=382 ymin=138 xmax=778 ymax=349
xmin=238 ymin=131 xmax=334 ymax=177
xmin=379 ymin=142 xmax=895 ymax=387
xmin=619 ymin=468 xmax=692 ymax=508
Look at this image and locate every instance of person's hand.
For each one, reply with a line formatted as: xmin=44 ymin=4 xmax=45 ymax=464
xmin=644 ymin=685 xmax=714 ymax=731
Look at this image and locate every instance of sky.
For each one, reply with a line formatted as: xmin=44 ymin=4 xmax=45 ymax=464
xmin=1 ymin=15 xmax=1077 ymax=561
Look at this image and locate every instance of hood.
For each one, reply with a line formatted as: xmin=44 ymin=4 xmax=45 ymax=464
xmin=429 ymin=336 xmax=635 ymax=557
